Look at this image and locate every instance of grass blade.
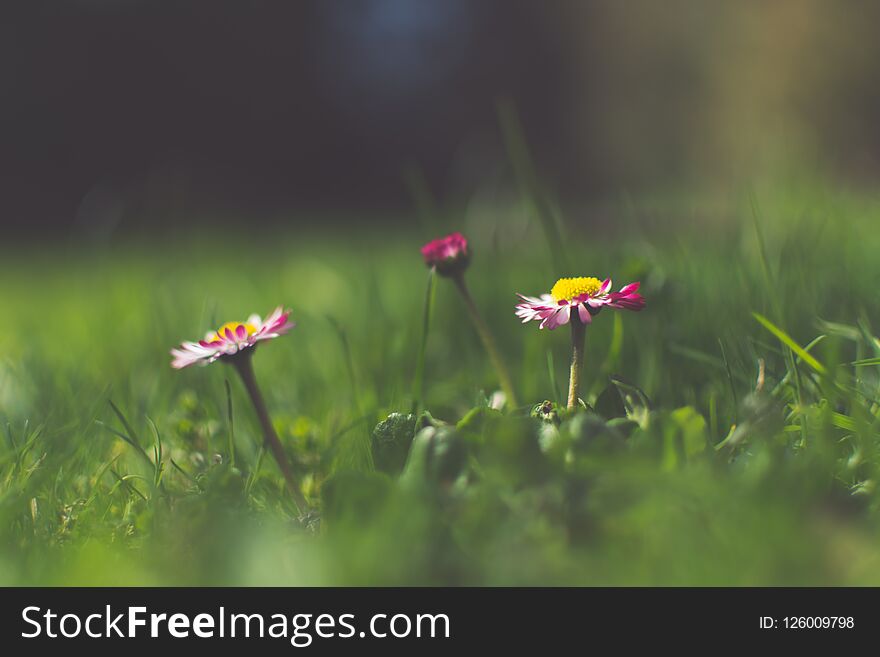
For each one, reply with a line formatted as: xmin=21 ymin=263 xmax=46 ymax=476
xmin=718 ymin=338 xmax=739 ymax=423
xmin=752 ymin=313 xmax=827 ymax=375
xmin=546 ymin=350 xmax=562 ymax=407
xmin=146 ymin=416 xmax=165 ymax=488
xmin=851 ymin=357 xmax=880 ymax=367
xmin=497 ymin=98 xmax=570 ymax=275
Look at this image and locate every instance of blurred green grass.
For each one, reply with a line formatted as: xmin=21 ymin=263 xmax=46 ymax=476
xmin=3 ymin=184 xmax=880 ymax=585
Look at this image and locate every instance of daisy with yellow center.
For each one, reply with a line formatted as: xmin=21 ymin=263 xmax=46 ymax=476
xmin=171 ymin=308 xmax=293 ymax=369
xmin=171 ymin=307 xmax=305 ymax=512
xmin=516 ymin=276 xmax=644 ymax=408
xmin=516 ymin=277 xmax=644 ymax=330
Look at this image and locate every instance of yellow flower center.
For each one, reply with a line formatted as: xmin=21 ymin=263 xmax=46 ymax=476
xmin=215 ymin=321 xmax=257 ymax=340
xmin=551 ymin=277 xmax=602 ymax=302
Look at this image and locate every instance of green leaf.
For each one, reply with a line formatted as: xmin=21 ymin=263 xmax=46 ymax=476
xmin=371 ymin=412 xmax=417 ymax=475
xmin=830 ymin=412 xmax=857 ymax=432
xmin=594 ymin=382 xmax=627 ymax=420
xmin=670 ymin=407 xmax=708 ymax=459
xmin=565 ymin=413 xmax=627 ymax=457
xmin=609 ymin=376 xmax=651 ymax=427
xmin=658 ymin=407 xmax=708 ymax=469
xmin=400 ymin=426 xmax=467 ymax=489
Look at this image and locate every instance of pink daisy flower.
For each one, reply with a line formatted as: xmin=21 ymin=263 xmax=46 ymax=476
xmin=515 ymin=277 xmax=644 ymax=330
xmin=421 ymin=231 xmax=470 ymax=276
xmin=171 ymin=307 xmax=295 ymax=369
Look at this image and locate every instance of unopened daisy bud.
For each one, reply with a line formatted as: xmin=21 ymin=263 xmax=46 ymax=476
xmin=420 ymin=231 xmax=518 ymax=408
xmin=421 ymin=231 xmax=470 ymax=277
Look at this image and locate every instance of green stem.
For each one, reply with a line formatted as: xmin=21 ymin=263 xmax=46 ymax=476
xmin=224 ymin=379 xmax=235 ymax=469
xmin=232 ymin=353 xmax=305 ymax=514
xmin=412 ymin=269 xmax=436 ymax=415
xmin=452 ymin=274 xmax=519 ymax=409
xmin=567 ymin=311 xmax=587 ymax=409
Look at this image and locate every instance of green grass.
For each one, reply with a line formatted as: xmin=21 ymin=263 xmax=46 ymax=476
xmin=3 ymin=184 xmax=880 ymax=585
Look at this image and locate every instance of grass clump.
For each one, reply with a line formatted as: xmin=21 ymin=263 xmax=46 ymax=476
xmin=2 ymin=185 xmax=880 ymax=585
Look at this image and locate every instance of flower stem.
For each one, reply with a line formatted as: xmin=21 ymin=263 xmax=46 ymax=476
xmin=452 ymin=274 xmax=519 ymax=409
xmin=232 ymin=353 xmax=305 ymax=513
xmin=567 ymin=310 xmax=587 ymax=409
xmin=411 ymin=268 xmax=436 ymax=415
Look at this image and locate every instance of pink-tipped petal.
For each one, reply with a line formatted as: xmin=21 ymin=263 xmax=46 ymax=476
xmin=609 ymin=296 xmax=645 ymax=311
xmin=271 ymin=312 xmax=294 ymax=334
xmin=578 ymin=303 xmax=592 ymax=324
xmin=262 ymin=306 xmax=284 ymax=327
xmin=253 ymin=308 xmax=295 ymax=342
xmin=607 ymin=281 xmax=645 ymax=311
xmin=516 ymin=293 xmax=549 ymax=305
xmin=541 ymin=307 xmax=571 ymax=330
xmin=172 ymin=307 xmax=294 ymax=370
xmin=171 ymin=343 xmax=220 ymax=369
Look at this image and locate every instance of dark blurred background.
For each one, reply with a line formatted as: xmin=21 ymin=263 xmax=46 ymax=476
xmin=3 ymin=0 xmax=880 ymax=238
